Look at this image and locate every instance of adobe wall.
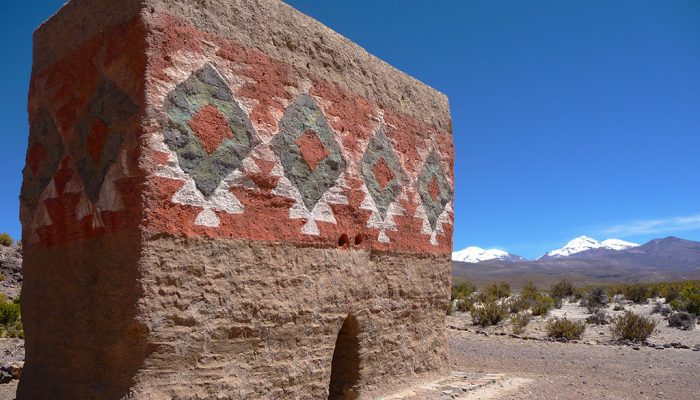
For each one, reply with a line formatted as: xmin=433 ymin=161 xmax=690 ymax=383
xmin=20 ymin=1 xmax=454 ymax=398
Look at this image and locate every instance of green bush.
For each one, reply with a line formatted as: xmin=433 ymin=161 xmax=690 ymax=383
xmin=610 ymin=311 xmax=656 ymax=342
xmin=511 ymin=312 xmax=531 ymax=335
xmin=520 ymin=281 xmax=539 ymax=303
xmin=659 ymin=282 xmax=684 ymax=303
xmin=455 ymin=296 xmax=474 ymax=313
xmin=531 ymin=293 xmax=555 ymax=317
xmin=546 ymin=318 xmax=586 ymax=340
xmin=0 ymin=301 xmax=20 ymax=326
xmin=0 ymin=297 xmax=21 ymax=338
xmin=485 ymin=281 xmax=511 ymax=299
xmin=507 ymin=295 xmax=530 ymax=314
xmin=452 ymin=282 xmax=477 ymax=301
xmin=623 ymin=283 xmax=650 ymax=304
xmin=471 ymin=300 xmax=509 ymax=327
xmin=550 ymin=279 xmax=575 ymax=301
xmin=5 ymin=321 xmax=23 ymax=339
xmin=670 ymin=283 xmax=700 ymax=315
xmin=0 ymin=233 xmax=12 ymax=247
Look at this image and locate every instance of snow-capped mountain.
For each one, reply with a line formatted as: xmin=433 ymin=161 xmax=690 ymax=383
xmin=452 ymin=246 xmax=525 ymax=263
xmin=538 ymin=236 xmax=639 ymax=259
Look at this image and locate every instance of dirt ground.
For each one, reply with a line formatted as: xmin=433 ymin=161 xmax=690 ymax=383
xmin=446 ymin=298 xmax=700 ymax=400
xmin=448 ymin=328 xmax=699 ymax=400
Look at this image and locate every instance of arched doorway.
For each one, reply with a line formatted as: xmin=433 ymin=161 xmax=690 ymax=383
xmin=328 ymin=315 xmax=360 ymax=400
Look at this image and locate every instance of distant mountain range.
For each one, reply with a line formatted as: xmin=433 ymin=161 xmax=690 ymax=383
xmin=452 ymin=235 xmax=640 ymax=263
xmin=452 ymin=236 xmax=700 ymax=287
xmin=452 ymin=247 xmax=526 ymax=263
xmin=538 ymin=236 xmax=639 ymax=260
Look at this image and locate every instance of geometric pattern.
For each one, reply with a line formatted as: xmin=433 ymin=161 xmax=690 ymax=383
xmin=417 ymin=149 xmax=453 ymax=238
xmin=163 ymin=63 xmax=259 ymax=198
xmin=22 ymin=107 xmax=64 ymax=215
xmin=360 ymin=126 xmax=405 ymax=220
xmin=359 ymin=125 xmax=408 ymax=243
xmin=71 ymin=79 xmax=138 ymax=203
xmin=272 ymin=94 xmax=346 ymax=212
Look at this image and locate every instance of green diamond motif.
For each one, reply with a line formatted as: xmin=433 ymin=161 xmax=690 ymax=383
xmin=417 ymin=149 xmax=452 ymax=230
xmin=272 ymin=94 xmax=346 ymax=211
xmin=360 ymin=127 xmax=405 ymax=219
xmin=163 ymin=63 xmax=259 ymax=198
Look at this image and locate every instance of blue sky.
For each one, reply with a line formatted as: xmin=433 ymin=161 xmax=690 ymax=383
xmin=1 ymin=1 xmax=699 ymax=258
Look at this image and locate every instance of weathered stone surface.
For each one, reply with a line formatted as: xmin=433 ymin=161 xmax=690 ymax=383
xmin=20 ymin=0 xmax=454 ymax=398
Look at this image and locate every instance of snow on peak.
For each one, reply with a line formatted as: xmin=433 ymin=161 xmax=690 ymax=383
xmin=452 ymin=246 xmax=513 ymax=263
xmin=600 ymin=238 xmax=639 ymax=251
xmin=540 ymin=236 xmax=639 ymax=259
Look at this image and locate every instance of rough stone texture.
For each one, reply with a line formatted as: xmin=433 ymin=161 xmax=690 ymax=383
xmin=20 ymin=0 xmax=454 ymax=398
xmin=131 ymin=238 xmax=450 ymax=399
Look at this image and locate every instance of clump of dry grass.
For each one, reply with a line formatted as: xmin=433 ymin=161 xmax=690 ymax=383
xmin=546 ymin=318 xmax=586 ymax=340
xmin=610 ymin=311 xmax=656 ymax=342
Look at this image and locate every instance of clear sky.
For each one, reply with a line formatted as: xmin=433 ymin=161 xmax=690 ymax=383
xmin=1 ymin=1 xmax=699 ymax=258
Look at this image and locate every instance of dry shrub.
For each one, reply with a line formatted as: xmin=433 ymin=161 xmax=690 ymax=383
xmin=452 ymin=282 xmax=477 ymax=300
xmin=455 ymin=297 xmax=474 ymax=313
xmin=485 ymin=281 xmax=511 ymax=300
xmin=585 ymin=308 xmax=609 ymax=325
xmin=582 ymin=287 xmax=608 ymax=313
xmin=511 ymin=312 xmax=531 ymax=334
xmin=546 ymin=318 xmax=586 ymax=340
xmin=667 ymin=312 xmax=696 ymax=331
xmin=610 ymin=311 xmax=656 ymax=342
xmin=0 ymin=233 xmax=12 ymax=247
xmin=623 ymin=283 xmax=650 ymax=304
xmin=472 ymin=300 xmax=509 ymax=327
xmin=550 ymin=279 xmax=575 ymax=301
xmin=531 ymin=293 xmax=555 ymax=317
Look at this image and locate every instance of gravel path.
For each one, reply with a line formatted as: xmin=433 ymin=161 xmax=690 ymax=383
xmin=449 ymin=328 xmax=699 ymax=400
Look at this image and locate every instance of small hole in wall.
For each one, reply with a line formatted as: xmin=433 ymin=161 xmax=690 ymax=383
xmin=354 ymin=234 xmax=363 ymax=246
xmin=338 ymin=234 xmax=348 ymax=247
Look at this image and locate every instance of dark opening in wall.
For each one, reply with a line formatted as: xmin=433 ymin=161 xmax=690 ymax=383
xmin=328 ymin=315 xmax=361 ymax=400
xmin=338 ymin=234 xmax=348 ymax=247
xmin=354 ymin=234 xmax=362 ymax=246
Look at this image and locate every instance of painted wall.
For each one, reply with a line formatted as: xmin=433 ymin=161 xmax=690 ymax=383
xmin=19 ymin=0 xmax=454 ymax=398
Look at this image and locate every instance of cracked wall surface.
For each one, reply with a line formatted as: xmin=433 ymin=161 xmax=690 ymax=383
xmin=19 ymin=0 xmax=454 ymax=398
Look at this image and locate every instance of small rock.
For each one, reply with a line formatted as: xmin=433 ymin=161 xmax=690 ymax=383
xmin=9 ymin=362 xmax=23 ymax=380
xmin=509 ymin=334 xmax=521 ymax=339
xmin=655 ymin=345 xmax=665 ymax=350
xmin=632 ymin=346 xmax=640 ymax=350
xmin=0 ymin=370 xmax=11 ymax=384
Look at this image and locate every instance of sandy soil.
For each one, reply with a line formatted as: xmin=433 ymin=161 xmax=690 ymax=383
xmin=0 ymin=381 xmax=15 ymax=400
xmin=448 ymin=328 xmax=699 ymax=400
xmin=447 ymin=298 xmax=700 ymax=399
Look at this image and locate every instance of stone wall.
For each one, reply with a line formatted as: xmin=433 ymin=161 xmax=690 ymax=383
xmin=19 ymin=1 xmax=454 ymax=398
